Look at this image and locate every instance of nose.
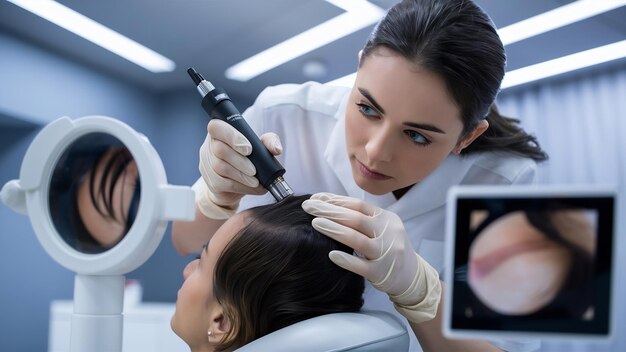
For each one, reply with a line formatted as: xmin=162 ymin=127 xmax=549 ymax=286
xmin=182 ymin=259 xmax=199 ymax=280
xmin=364 ymin=126 xmax=394 ymax=164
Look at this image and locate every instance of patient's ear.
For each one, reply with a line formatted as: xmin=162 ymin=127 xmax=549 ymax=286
xmin=207 ymin=306 xmax=232 ymax=345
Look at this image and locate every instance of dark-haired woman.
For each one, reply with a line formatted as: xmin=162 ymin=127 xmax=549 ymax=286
xmin=171 ymin=195 xmax=364 ymax=351
xmin=173 ymin=0 xmax=547 ymax=350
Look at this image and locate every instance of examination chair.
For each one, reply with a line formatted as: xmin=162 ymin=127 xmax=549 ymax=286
xmin=236 ymin=310 xmax=410 ymax=351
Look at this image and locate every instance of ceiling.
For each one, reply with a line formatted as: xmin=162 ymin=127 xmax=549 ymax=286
xmin=1 ymin=0 xmax=626 ymax=102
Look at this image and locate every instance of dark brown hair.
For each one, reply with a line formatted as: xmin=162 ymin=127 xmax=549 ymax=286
xmin=212 ymin=195 xmax=365 ymax=351
xmin=361 ymin=0 xmax=548 ymax=162
xmin=48 ymin=133 xmax=140 ymax=253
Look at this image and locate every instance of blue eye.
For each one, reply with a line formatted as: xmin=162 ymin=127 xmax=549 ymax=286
xmin=405 ymin=130 xmax=430 ymax=146
xmin=356 ymin=103 xmax=378 ymax=117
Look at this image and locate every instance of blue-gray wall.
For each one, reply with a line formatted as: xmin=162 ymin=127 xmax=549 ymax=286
xmin=0 ymin=29 xmax=248 ymax=351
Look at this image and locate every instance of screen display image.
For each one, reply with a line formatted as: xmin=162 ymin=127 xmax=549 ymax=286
xmin=446 ymin=188 xmax=615 ymax=339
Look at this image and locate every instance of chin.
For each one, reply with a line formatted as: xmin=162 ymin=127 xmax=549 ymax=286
xmin=353 ymin=175 xmax=393 ymax=195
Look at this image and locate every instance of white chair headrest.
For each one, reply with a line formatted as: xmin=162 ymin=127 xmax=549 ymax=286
xmin=235 ymin=310 xmax=409 ymax=351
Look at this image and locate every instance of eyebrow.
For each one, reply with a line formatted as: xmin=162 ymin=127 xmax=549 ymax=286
xmin=404 ymin=122 xmax=446 ymax=134
xmin=358 ymin=88 xmax=386 ymax=114
xmin=358 ymin=87 xmax=446 ymax=134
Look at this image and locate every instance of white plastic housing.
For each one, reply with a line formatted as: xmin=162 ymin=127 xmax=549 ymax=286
xmin=3 ymin=115 xmax=195 ymax=275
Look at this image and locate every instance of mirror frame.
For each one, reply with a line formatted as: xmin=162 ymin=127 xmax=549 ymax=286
xmin=18 ymin=116 xmax=194 ymax=275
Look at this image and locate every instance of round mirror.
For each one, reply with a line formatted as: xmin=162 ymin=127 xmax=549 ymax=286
xmin=48 ymin=133 xmax=141 ymax=254
xmin=2 ymin=115 xmax=194 ymax=275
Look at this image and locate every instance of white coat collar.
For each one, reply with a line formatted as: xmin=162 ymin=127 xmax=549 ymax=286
xmin=386 ymin=153 xmax=476 ymax=220
xmin=324 ymin=93 xmax=476 ymax=220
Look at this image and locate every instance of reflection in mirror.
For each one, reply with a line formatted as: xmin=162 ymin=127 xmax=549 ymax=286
xmin=49 ymin=133 xmax=140 ymax=254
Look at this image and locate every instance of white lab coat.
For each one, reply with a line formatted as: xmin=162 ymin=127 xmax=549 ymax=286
xmin=204 ymin=81 xmax=540 ymax=351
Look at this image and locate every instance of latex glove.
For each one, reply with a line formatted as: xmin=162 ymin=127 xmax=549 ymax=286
xmin=197 ymin=119 xmax=283 ymax=219
xmin=302 ymin=192 xmax=441 ymax=323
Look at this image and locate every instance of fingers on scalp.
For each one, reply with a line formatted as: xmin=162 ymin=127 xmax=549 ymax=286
xmin=310 ymin=192 xmax=337 ymax=201
xmin=309 ymin=200 xmax=375 ymax=235
xmin=313 ymin=218 xmax=373 ymax=257
xmin=331 ymin=197 xmax=378 ymax=216
xmin=306 ymin=200 xmax=357 ymax=221
xmin=315 ymin=193 xmax=378 ymax=216
xmin=329 ymin=251 xmax=370 ymax=278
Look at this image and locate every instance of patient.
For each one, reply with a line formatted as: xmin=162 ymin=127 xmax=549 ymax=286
xmin=170 ymin=195 xmax=365 ymax=352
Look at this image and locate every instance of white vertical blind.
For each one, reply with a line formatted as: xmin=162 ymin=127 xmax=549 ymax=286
xmin=497 ymin=66 xmax=626 ymax=352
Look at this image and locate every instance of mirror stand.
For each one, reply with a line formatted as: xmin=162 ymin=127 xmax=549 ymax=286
xmin=70 ymin=275 xmax=125 ymax=352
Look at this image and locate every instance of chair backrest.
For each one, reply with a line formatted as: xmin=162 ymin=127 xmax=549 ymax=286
xmin=235 ymin=310 xmax=410 ymax=351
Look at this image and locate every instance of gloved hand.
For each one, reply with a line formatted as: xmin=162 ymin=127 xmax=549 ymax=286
xmin=302 ymin=192 xmax=441 ymax=323
xmin=197 ymin=119 xmax=283 ymax=219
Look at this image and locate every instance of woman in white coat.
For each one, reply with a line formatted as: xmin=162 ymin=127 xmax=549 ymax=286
xmin=172 ymin=0 xmax=548 ymax=350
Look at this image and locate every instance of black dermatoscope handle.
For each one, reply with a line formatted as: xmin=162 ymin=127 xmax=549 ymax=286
xmin=187 ymin=68 xmax=293 ymax=201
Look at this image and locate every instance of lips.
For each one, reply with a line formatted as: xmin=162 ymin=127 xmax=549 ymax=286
xmin=357 ymin=160 xmax=391 ymax=180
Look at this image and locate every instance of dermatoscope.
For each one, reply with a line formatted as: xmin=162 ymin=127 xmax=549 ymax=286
xmin=187 ymin=67 xmax=293 ymax=201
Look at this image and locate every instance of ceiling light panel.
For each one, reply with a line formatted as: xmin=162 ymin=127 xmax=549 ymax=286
xmin=7 ymin=0 xmax=176 ymax=73
xmin=225 ymin=0 xmax=384 ymax=82
xmin=498 ymin=0 xmax=626 ymax=46
xmin=501 ymin=40 xmax=626 ymax=89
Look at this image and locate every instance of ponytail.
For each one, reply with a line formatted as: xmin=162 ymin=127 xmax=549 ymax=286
xmin=462 ymin=104 xmax=548 ymax=162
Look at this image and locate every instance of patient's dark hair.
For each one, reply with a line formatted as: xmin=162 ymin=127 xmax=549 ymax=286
xmin=212 ymin=195 xmax=365 ymax=351
xmin=49 ymin=133 xmax=140 ymax=253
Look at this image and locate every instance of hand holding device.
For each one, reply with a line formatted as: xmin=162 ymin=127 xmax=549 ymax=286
xmin=197 ymin=119 xmax=283 ymax=219
xmin=302 ymin=192 xmax=442 ymax=323
xmin=188 ymin=68 xmax=293 ymax=217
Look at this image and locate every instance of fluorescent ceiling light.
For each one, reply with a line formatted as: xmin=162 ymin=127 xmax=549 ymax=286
xmin=225 ymin=0 xmax=384 ymax=82
xmin=7 ymin=0 xmax=175 ymax=73
xmin=328 ymin=41 xmax=626 ymax=89
xmin=498 ymin=0 xmax=626 ymax=46
xmin=327 ymin=0 xmax=626 ymax=89
xmin=501 ymin=40 xmax=626 ymax=89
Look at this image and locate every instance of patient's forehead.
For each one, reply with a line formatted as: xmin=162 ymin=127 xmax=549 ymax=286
xmin=211 ymin=210 xmax=254 ymax=252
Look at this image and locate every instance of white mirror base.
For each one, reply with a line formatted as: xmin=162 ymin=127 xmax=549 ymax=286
xmin=70 ymin=274 xmax=124 ymax=352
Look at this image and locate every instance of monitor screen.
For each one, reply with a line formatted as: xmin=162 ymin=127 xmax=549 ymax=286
xmin=445 ymin=186 xmax=615 ymax=340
